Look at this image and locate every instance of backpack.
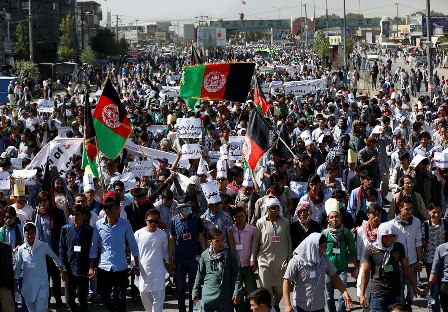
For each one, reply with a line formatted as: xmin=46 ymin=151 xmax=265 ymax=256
xmin=423 ymin=218 xmax=448 ymax=247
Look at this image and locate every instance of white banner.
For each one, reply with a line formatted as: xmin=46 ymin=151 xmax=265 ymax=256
xmin=110 ymin=172 xmax=136 ymax=191
xmin=283 ymin=79 xmax=327 ymax=96
xmin=433 ymin=152 xmax=448 ymax=169
xmin=57 ymin=127 xmax=71 ymax=138
xmin=124 ymin=139 xmax=189 ymax=168
xmin=147 ymin=125 xmax=167 ymax=134
xmin=10 ymin=158 xmax=23 ymax=169
xmin=229 ymin=136 xmax=244 ymax=160
xmin=0 ymin=171 xmax=10 ymax=189
xmin=128 ymin=160 xmax=153 ymax=177
xmin=290 ymin=181 xmax=308 ymax=199
xmin=37 ymin=99 xmax=55 ymax=113
xmin=177 ymin=118 xmax=202 ymax=139
xmin=181 ymin=144 xmax=201 ymax=160
xmin=12 ymin=169 xmax=37 ymax=185
xmin=26 ymin=138 xmax=83 ymax=176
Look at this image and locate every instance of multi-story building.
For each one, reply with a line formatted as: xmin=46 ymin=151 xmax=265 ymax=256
xmin=75 ymin=0 xmax=102 ymax=51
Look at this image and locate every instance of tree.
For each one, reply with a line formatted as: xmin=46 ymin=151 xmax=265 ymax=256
xmin=346 ymin=13 xmax=364 ymax=19
xmin=80 ymin=47 xmax=96 ymax=65
xmin=13 ymin=60 xmax=39 ymax=82
xmin=91 ymin=28 xmax=118 ymax=58
xmin=12 ymin=22 xmax=29 ymax=61
xmin=116 ymin=38 xmax=129 ymax=56
xmin=342 ymin=35 xmax=354 ymax=55
xmin=313 ymin=31 xmax=329 ymax=57
xmin=58 ymin=13 xmax=76 ymax=61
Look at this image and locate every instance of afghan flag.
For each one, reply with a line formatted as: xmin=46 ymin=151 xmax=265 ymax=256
xmin=82 ymin=95 xmax=99 ymax=178
xmin=180 ymin=62 xmax=255 ymax=103
xmin=254 ymin=77 xmax=271 ymax=116
xmin=190 ymin=46 xmax=202 ymax=66
xmin=242 ymin=108 xmax=275 ymax=171
xmin=93 ymin=79 xmax=131 ymax=159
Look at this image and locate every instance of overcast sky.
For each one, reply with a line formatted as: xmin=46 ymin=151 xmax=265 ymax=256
xmin=96 ymin=0 xmax=448 ymax=25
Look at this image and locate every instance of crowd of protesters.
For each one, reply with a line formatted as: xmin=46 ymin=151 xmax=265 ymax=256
xmin=1 ymin=40 xmax=448 ymax=312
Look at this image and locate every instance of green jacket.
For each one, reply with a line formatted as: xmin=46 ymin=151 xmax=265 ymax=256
xmin=323 ymin=227 xmax=357 ymax=271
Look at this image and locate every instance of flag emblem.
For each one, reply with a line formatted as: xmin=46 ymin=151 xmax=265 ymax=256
xmin=102 ymin=104 xmax=121 ymax=128
xmin=242 ymin=136 xmax=252 ymax=157
xmin=204 ymin=71 xmax=227 ymax=92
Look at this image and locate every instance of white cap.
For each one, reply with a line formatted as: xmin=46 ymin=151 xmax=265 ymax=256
xmin=216 ymin=159 xmax=227 ymax=179
xmin=83 ymin=174 xmax=95 ymax=192
xmin=197 ymin=157 xmax=208 ymax=175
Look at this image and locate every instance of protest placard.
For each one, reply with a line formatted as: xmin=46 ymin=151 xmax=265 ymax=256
xmin=433 ymin=152 xmax=448 ymax=169
xmin=0 ymin=171 xmax=10 ymax=189
xmin=181 ymin=144 xmax=201 ymax=159
xmin=201 ymin=180 xmax=221 ymax=204
xmin=229 ymin=136 xmax=244 ymax=160
xmin=10 ymin=158 xmax=23 ymax=169
xmin=37 ymin=99 xmax=55 ymax=113
xmin=177 ymin=118 xmax=202 ymax=139
xmin=290 ymin=181 xmax=308 ymax=199
xmin=12 ymin=169 xmax=37 ymax=185
xmin=128 ymin=160 xmax=153 ymax=177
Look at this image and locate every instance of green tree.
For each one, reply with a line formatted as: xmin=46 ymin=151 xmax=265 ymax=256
xmin=313 ymin=31 xmax=329 ymax=57
xmin=346 ymin=13 xmax=364 ymax=19
xmin=58 ymin=13 xmax=76 ymax=61
xmin=12 ymin=22 xmax=29 ymax=61
xmin=342 ymin=35 xmax=354 ymax=54
xmin=91 ymin=28 xmax=118 ymax=58
xmin=116 ymin=38 xmax=129 ymax=56
xmin=80 ymin=46 xmax=97 ymax=65
xmin=13 ymin=60 xmax=39 ymax=81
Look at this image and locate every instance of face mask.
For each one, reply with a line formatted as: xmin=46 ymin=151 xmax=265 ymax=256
xmin=366 ymin=201 xmax=375 ymax=207
xmin=338 ymin=202 xmax=344 ymax=209
xmin=182 ymin=207 xmax=192 ymax=215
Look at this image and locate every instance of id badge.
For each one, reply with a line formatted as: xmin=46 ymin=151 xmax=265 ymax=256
xmin=27 ymin=262 xmax=36 ymax=269
xmin=384 ymin=264 xmax=393 ymax=273
xmin=310 ymin=271 xmax=316 ymax=278
xmin=333 ymin=248 xmax=341 ymax=254
xmin=183 ymin=233 xmax=192 ymax=240
xmin=272 ymin=236 xmax=281 ymax=243
xmin=236 ymin=244 xmax=244 ymax=251
xmin=74 ymin=245 xmax=81 ymax=252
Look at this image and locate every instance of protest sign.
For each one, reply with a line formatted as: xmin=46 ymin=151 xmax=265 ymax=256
xmin=10 ymin=158 xmax=23 ymax=169
xmin=433 ymin=152 xmax=448 ymax=169
xmin=12 ymin=169 xmax=37 ymax=185
xmin=177 ymin=118 xmax=202 ymax=139
xmin=181 ymin=144 xmax=201 ymax=160
xmin=220 ymin=144 xmax=228 ymax=160
xmin=57 ymin=127 xmax=71 ymax=138
xmin=201 ymin=180 xmax=221 ymax=204
xmin=110 ymin=172 xmax=136 ymax=191
xmin=26 ymin=138 xmax=83 ymax=176
xmin=283 ymin=78 xmax=327 ymax=96
xmin=290 ymin=181 xmax=308 ymax=199
xmin=229 ymin=136 xmax=244 ymax=160
xmin=128 ymin=160 xmax=153 ymax=177
xmin=37 ymin=99 xmax=55 ymax=113
xmin=0 ymin=171 xmax=10 ymax=189
xmin=208 ymin=151 xmax=220 ymax=163
xmin=177 ymin=173 xmax=195 ymax=192
xmin=147 ymin=125 xmax=167 ymax=134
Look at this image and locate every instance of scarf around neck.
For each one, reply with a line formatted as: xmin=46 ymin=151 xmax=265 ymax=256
xmin=395 ymin=213 xmax=413 ymax=226
xmin=328 ymin=224 xmax=344 ymax=244
xmin=374 ymin=222 xmax=397 ymax=268
xmin=363 ymin=222 xmax=378 ymax=243
xmin=209 ymin=246 xmax=229 ymax=284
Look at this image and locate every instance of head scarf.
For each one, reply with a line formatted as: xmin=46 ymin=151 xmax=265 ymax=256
xmin=293 ymin=232 xmax=322 ymax=266
xmin=296 ymin=201 xmax=311 ymax=224
xmin=374 ymin=222 xmax=397 ymax=268
xmin=262 ymin=197 xmax=281 ymax=211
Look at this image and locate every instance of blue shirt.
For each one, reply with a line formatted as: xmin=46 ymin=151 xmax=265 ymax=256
xmin=170 ymin=214 xmax=204 ymax=260
xmin=59 ymin=224 xmax=94 ymax=276
xmin=347 ymin=186 xmax=383 ymax=218
xmin=90 ymin=217 xmax=139 ymax=272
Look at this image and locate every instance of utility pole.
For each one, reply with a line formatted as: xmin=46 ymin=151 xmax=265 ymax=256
xmin=313 ymin=0 xmax=315 ymax=22
xmin=113 ymin=14 xmax=121 ymax=41
xmin=303 ymin=4 xmax=308 ymax=46
xmin=300 ymin=0 xmax=303 ymax=41
xmin=135 ymin=19 xmax=139 ymax=46
xmin=426 ymin=0 xmax=433 ymax=93
xmin=28 ymin=0 xmax=33 ymax=62
xmin=343 ymin=0 xmax=347 ymax=67
xmin=81 ymin=6 xmax=84 ymax=50
xmin=325 ymin=0 xmax=329 ymax=36
xmin=395 ymin=3 xmax=399 ymax=39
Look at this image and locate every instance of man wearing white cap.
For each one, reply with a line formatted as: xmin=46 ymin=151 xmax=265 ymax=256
xmin=235 ymin=174 xmax=260 ymax=226
xmin=250 ymin=197 xmax=291 ymax=312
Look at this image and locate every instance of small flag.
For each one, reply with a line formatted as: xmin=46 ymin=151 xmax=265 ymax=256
xmin=82 ymin=95 xmax=99 ymax=177
xmin=242 ymin=108 xmax=275 ymax=171
xmin=254 ymin=77 xmax=271 ymax=116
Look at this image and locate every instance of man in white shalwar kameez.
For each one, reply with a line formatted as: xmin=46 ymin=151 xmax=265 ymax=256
xmin=134 ymin=209 xmax=168 ymax=312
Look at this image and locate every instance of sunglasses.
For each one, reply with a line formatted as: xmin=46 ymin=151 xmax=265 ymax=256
xmin=217 ymin=178 xmax=226 ymax=181
xmin=146 ymin=219 xmax=159 ymax=224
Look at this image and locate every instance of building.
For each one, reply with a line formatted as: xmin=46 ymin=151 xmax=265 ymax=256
xmin=6 ymin=0 xmax=76 ymax=63
xmin=75 ymin=1 xmax=102 ymax=51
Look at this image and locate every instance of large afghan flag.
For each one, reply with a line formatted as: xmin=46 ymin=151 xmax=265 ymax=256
xmin=93 ymin=79 xmax=131 ymax=159
xmin=242 ymin=108 xmax=275 ymax=171
xmin=82 ymin=95 xmax=99 ymax=177
xmin=254 ymin=77 xmax=271 ymax=116
xmin=180 ymin=62 xmax=255 ymax=103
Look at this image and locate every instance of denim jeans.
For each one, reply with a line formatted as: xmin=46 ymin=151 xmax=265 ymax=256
xmin=175 ymin=258 xmax=198 ymax=312
xmin=370 ymin=294 xmax=401 ymax=312
xmin=325 ymin=270 xmax=347 ymax=312
xmin=426 ymin=263 xmax=441 ymax=312
xmin=399 ymin=264 xmax=417 ymax=306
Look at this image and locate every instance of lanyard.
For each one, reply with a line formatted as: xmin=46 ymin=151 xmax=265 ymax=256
xmin=182 ymin=219 xmax=188 ymax=234
xmin=75 ymin=226 xmax=82 ymax=245
xmin=272 ymin=222 xmax=277 ymax=236
xmin=237 ymin=229 xmax=242 ymax=243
